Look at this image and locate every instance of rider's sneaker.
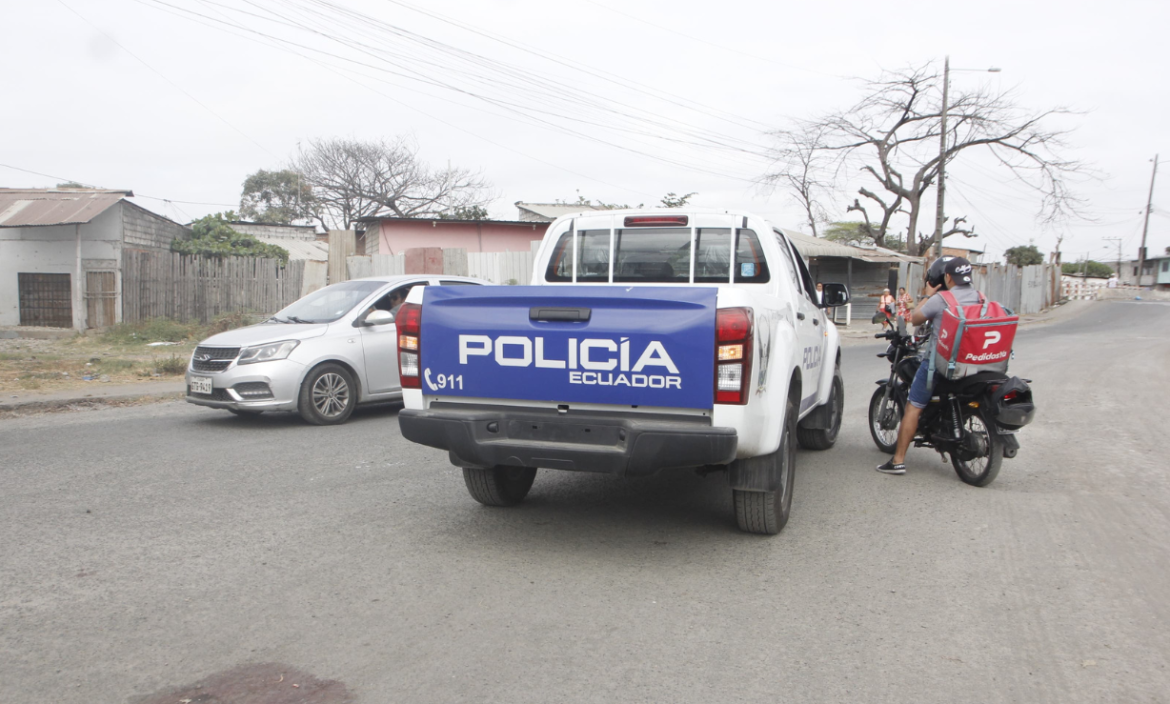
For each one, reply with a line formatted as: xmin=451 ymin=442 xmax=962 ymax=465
xmin=876 ymin=459 xmax=906 ymax=475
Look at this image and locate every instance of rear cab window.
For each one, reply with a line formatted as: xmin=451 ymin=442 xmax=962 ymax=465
xmin=545 ymin=225 xmax=770 ymax=284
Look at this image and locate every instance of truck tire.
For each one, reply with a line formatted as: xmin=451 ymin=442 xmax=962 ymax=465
xmin=463 ymin=465 xmax=537 ymax=507
xmin=298 ymin=363 xmax=357 ymax=425
xmin=733 ymin=396 xmax=797 ymax=535
xmin=797 ymin=364 xmax=843 ymax=450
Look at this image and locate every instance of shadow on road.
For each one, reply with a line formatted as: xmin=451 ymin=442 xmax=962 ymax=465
xmin=187 ymin=401 xmax=404 ymax=428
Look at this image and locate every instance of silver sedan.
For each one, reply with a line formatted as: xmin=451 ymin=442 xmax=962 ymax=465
xmin=184 ymin=274 xmax=487 ymax=424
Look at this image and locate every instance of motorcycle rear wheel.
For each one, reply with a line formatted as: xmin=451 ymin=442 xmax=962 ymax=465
xmin=951 ymin=411 xmax=1003 ymax=487
xmin=868 ymin=386 xmax=902 ymax=455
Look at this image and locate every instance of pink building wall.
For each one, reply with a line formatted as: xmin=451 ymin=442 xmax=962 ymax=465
xmin=373 ymin=219 xmax=548 ymax=255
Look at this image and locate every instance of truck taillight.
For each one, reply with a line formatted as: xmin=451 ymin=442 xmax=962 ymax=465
xmin=715 ymin=307 xmax=752 ymax=405
xmin=397 ymin=302 xmax=422 ymax=389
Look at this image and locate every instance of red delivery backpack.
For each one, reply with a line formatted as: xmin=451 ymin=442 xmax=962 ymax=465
xmin=932 ymin=290 xmax=1018 ymax=380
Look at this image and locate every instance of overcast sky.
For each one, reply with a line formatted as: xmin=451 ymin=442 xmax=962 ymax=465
xmin=3 ymin=0 xmax=1167 ymax=263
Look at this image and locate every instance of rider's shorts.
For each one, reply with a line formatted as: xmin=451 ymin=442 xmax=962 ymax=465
xmin=908 ymin=359 xmax=932 ymax=409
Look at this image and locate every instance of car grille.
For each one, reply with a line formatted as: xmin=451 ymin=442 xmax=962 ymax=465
xmin=233 ymin=382 xmax=274 ymax=399
xmin=192 ymin=346 xmax=240 ymax=372
xmin=188 ymin=387 xmax=232 ymax=401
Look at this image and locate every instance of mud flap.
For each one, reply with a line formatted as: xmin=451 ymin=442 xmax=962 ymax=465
xmin=728 ymin=449 xmax=781 ymax=492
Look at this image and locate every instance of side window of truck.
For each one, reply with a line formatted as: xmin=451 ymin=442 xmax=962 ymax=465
xmin=788 ymin=243 xmax=820 ymax=302
xmin=772 ymin=229 xmax=803 ymax=291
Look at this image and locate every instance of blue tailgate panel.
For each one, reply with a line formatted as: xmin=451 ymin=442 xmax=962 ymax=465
xmin=420 ymin=286 xmax=717 ymax=409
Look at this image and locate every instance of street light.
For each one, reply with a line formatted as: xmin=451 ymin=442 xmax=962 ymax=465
xmin=933 ymin=57 xmax=1002 ymax=258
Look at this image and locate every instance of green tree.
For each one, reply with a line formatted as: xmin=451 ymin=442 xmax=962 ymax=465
xmin=172 ymin=213 xmax=289 ymax=264
xmin=660 ymin=192 xmax=697 ymax=208
xmin=442 ymin=205 xmax=490 ymax=220
xmin=1004 ymin=244 xmax=1044 ymax=266
xmin=1061 ymin=260 xmax=1113 ymax=278
xmin=822 ymin=221 xmax=907 ymax=252
xmin=240 ymin=169 xmax=316 ymax=224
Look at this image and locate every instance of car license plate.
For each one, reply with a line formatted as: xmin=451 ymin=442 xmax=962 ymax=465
xmin=190 ymin=376 xmax=213 ymax=395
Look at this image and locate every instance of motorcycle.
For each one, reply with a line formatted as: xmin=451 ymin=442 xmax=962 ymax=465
xmin=867 ymin=324 xmax=1036 ymax=486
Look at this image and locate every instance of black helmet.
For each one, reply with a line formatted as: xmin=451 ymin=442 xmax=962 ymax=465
xmin=926 ymin=256 xmax=955 ymax=289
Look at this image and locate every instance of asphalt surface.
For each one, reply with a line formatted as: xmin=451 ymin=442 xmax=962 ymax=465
xmin=2 ymin=301 xmax=1168 ymax=703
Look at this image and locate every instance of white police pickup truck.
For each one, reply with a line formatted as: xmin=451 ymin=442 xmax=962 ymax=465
xmin=396 ymin=209 xmax=849 ymax=534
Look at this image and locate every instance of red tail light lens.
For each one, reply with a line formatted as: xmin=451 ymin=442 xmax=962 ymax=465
xmin=1002 ymin=390 xmax=1018 ymax=402
xmin=396 ymin=303 xmax=422 ymax=389
xmin=396 ymin=303 xmax=422 ymax=335
xmin=715 ymin=307 xmax=753 ymax=405
xmin=624 ymin=215 xmax=689 ymax=227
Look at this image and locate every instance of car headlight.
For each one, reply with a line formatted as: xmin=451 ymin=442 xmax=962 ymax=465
xmin=237 ymin=340 xmax=299 ymax=365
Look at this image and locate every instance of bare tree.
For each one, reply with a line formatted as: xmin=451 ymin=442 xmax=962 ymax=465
xmin=769 ymin=63 xmax=1086 ymax=255
xmin=292 ymin=137 xmax=492 ymax=229
xmin=762 ymin=123 xmax=834 ymax=236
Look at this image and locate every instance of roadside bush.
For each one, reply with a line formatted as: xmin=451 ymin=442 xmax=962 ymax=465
xmin=101 ymin=318 xmax=201 ymax=344
xmin=153 ymin=354 xmax=188 ymax=376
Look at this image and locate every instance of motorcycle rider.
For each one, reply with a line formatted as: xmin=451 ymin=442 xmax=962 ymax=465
xmin=877 ymin=256 xmax=981 ymax=475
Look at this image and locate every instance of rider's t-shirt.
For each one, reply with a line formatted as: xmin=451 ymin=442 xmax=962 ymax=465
xmin=917 ymin=284 xmax=982 ymax=358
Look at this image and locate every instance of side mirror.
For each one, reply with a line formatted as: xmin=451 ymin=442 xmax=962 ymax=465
xmin=364 ymin=309 xmax=395 ymax=326
xmin=819 ymin=283 xmax=849 ymax=308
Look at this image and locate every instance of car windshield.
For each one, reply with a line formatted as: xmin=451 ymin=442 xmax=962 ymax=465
xmin=271 ymin=281 xmax=384 ymax=323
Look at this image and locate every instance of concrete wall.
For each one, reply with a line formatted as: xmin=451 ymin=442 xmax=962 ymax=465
xmin=122 ymin=201 xmax=188 ymax=250
xmin=373 ymin=220 xmax=548 ymax=255
xmin=0 ymin=205 xmax=123 ymax=329
xmin=229 ymin=222 xmax=318 ymax=241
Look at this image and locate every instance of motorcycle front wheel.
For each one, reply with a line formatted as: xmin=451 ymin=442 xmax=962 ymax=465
xmin=951 ymin=411 xmax=1003 ymax=487
xmin=868 ymin=385 xmax=902 ymax=455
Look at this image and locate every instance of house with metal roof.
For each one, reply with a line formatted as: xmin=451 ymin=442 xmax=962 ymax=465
xmin=0 ymin=188 xmax=189 ymax=330
xmin=515 ymin=201 xmax=610 ymax=222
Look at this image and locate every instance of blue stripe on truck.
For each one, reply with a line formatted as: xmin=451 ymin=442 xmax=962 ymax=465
xmin=420 ymin=286 xmax=718 ymax=409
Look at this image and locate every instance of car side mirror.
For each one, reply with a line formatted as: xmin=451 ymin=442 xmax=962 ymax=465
xmin=364 ymin=309 xmax=395 ymax=326
xmin=819 ymin=283 xmax=849 ymax=308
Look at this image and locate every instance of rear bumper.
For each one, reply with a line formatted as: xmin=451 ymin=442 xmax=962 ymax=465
xmin=399 ymin=407 xmax=737 ymax=476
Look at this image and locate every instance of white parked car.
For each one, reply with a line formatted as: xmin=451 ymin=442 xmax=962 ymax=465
xmin=185 ymin=275 xmax=488 ymax=424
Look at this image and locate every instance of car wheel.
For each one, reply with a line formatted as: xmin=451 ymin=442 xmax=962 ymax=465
xmin=298 ymin=363 xmax=357 ymax=425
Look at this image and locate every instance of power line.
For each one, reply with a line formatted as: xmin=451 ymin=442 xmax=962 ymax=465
xmin=0 ymin=162 xmax=238 ymax=208
xmin=136 ymin=0 xmax=775 ymax=183
xmin=55 ymin=0 xmax=280 ymax=161
xmin=580 ymin=0 xmax=845 ymax=80
xmin=137 ymin=0 xmax=660 ymax=199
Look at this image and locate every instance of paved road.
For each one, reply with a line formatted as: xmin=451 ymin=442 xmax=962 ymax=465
xmin=2 ymin=301 xmax=1168 ymax=703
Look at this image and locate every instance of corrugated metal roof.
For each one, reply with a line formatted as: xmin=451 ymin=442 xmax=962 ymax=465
xmin=514 ymin=202 xmax=609 ymax=222
xmin=0 ymin=189 xmax=132 ymax=227
xmin=783 ymin=228 xmax=921 ymax=263
xmin=252 ymin=235 xmax=329 ymax=261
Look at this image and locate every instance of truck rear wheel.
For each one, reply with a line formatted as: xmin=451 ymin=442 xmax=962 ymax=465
xmin=462 ymin=465 xmax=537 ymax=506
xmin=733 ymin=396 xmax=797 ymax=535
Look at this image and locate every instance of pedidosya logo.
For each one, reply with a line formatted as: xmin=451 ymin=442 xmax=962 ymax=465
xmin=458 ymin=335 xmax=682 ymax=389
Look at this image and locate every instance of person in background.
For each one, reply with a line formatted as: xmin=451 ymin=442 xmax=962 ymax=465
xmin=388 ymin=288 xmax=407 ymax=317
xmin=815 ymin=282 xmax=824 ymax=304
xmin=878 ymin=288 xmax=896 ymax=329
xmin=896 ymin=286 xmax=914 ymax=331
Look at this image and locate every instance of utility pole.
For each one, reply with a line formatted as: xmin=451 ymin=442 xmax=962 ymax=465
xmin=933 ymin=56 xmax=951 ymax=259
xmin=1138 ymin=154 xmax=1158 ymax=287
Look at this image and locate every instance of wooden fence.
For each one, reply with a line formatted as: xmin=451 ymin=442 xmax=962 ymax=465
xmin=121 ymin=250 xmax=305 ymax=324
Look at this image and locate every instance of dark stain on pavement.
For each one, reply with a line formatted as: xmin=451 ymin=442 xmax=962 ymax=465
xmin=135 ymin=662 xmax=355 ymax=704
